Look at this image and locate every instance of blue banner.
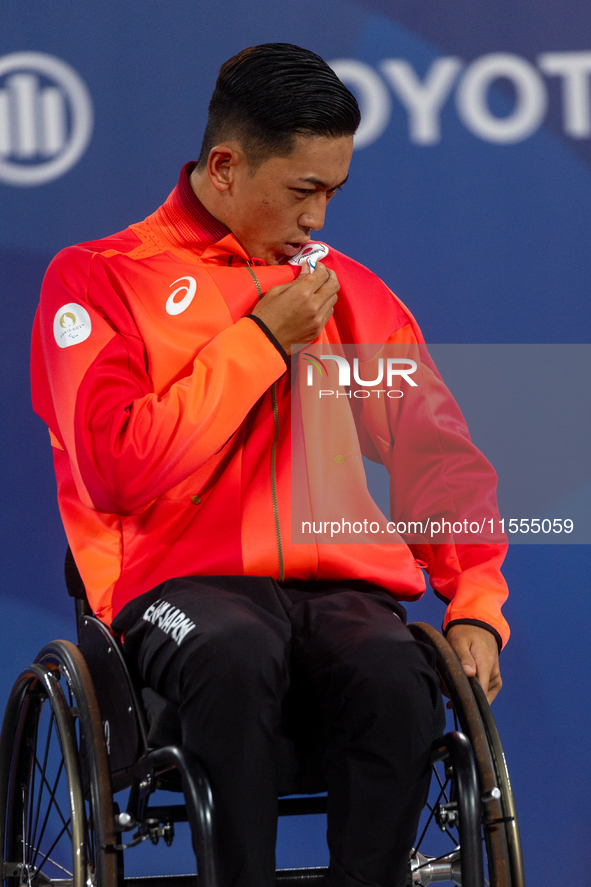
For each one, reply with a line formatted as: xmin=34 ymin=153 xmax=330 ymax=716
xmin=2 ymin=3 xmax=590 ymax=883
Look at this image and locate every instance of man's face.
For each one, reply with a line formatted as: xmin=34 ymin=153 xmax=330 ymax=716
xmin=225 ymin=134 xmax=353 ymax=265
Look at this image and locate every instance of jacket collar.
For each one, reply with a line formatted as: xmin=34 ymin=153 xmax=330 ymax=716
xmin=170 ymin=161 xmax=230 ymax=244
xmin=145 ymin=162 xmax=254 ymax=264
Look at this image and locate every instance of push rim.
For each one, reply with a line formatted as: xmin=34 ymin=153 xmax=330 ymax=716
xmin=0 ymin=664 xmax=87 ymax=887
xmin=408 ymin=622 xmax=524 ymax=887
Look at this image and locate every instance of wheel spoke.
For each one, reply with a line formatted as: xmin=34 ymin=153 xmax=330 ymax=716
xmin=432 ymin=765 xmax=451 ymax=804
xmin=32 ymin=816 xmax=74 ymax=877
xmin=31 ymin=757 xmax=71 ymax=868
xmin=414 ymin=776 xmax=448 ymax=851
xmin=37 ymin=756 xmax=71 ymax=834
xmin=443 ymin=828 xmax=459 ymax=848
xmin=30 ymin=711 xmax=55 ymax=856
xmin=23 ymin=839 xmax=74 ymax=877
xmin=414 ymin=807 xmax=438 ymax=853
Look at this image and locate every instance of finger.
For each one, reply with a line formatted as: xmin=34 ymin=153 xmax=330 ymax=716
xmin=457 ymin=648 xmax=491 ymax=696
xmin=483 ymin=667 xmax=502 ymax=703
xmin=466 ymin=650 xmax=490 ymax=696
xmin=455 ymin=645 xmax=478 ymax=679
xmin=475 ymin=667 xmax=490 ymax=699
xmin=311 ymin=273 xmax=340 ymax=305
xmin=323 ymin=267 xmax=340 ymax=290
xmin=318 ymin=292 xmax=338 ymax=321
xmin=486 ymin=680 xmax=501 ymax=704
xmin=292 ymin=262 xmax=329 ymax=295
xmin=470 ymin=647 xmax=498 ymax=699
xmin=308 ymin=262 xmax=331 ymax=289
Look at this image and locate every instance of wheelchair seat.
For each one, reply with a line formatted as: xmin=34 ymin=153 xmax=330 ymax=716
xmin=0 ymin=551 xmax=525 ymax=887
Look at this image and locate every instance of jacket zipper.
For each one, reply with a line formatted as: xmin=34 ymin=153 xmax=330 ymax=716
xmin=245 ymin=264 xmax=285 ymax=581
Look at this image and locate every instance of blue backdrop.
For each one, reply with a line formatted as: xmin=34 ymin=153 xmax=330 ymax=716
xmin=2 ymin=2 xmax=590 ymax=883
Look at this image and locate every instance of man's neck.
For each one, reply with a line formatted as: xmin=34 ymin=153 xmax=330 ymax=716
xmin=189 ymin=167 xmax=228 ymax=230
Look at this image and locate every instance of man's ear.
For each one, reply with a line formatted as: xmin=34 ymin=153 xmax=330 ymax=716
xmin=207 ymin=144 xmax=242 ymax=192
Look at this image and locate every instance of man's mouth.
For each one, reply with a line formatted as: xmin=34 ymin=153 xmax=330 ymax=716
xmin=282 ymin=241 xmax=309 ymax=257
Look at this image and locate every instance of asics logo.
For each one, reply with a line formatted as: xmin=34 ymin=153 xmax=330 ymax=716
xmin=166 ymin=276 xmax=197 ymax=315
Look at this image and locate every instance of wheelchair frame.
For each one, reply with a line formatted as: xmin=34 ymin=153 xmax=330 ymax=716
xmin=0 ymin=586 xmax=525 ymax=887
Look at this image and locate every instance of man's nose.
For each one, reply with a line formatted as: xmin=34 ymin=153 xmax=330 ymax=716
xmin=299 ymin=196 xmax=328 ymax=231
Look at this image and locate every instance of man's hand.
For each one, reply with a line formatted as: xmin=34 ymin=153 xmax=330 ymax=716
xmin=250 ymin=261 xmax=340 ymax=354
xmin=446 ymin=624 xmax=502 ymax=704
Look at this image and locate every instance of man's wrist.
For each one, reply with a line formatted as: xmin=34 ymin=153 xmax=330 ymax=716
xmin=246 ymin=314 xmax=290 ymax=369
xmin=444 ymin=619 xmax=503 ymax=652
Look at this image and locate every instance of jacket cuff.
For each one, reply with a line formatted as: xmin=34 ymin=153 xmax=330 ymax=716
xmin=444 ymin=618 xmax=503 ymax=653
xmin=246 ymin=314 xmax=290 ymax=370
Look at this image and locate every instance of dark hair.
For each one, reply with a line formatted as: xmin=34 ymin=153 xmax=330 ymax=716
xmin=196 ymin=43 xmax=360 ymax=172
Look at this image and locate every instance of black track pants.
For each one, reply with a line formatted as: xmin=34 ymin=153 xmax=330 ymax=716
xmin=115 ymin=576 xmax=441 ymax=887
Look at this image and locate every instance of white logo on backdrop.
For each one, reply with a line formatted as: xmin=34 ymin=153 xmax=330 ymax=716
xmin=0 ymin=51 xmax=93 ymax=186
xmin=331 ymin=51 xmax=591 ymax=148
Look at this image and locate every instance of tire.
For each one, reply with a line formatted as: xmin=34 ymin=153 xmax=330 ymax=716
xmin=408 ymin=622 xmax=525 ymax=887
xmin=0 ymin=641 xmax=117 ymax=887
xmin=470 ymin=679 xmax=525 ymax=887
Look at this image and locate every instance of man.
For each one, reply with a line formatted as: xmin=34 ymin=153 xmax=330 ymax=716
xmin=32 ymin=44 xmax=508 ymax=887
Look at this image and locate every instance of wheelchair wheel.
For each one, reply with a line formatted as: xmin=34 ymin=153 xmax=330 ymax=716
xmin=408 ymin=623 xmax=525 ymax=887
xmin=0 ymin=641 xmax=117 ymax=887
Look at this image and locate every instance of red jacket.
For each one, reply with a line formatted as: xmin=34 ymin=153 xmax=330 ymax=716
xmin=31 ymin=163 xmax=509 ymax=647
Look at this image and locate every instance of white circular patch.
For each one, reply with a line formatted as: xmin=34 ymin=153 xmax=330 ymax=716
xmin=53 ymin=303 xmax=92 ymax=348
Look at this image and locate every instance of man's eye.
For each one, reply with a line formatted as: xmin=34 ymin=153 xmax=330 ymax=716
xmin=292 ymin=186 xmax=342 ymax=197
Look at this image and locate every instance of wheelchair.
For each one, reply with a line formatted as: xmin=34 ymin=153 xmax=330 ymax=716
xmin=0 ymin=554 xmax=525 ymax=887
